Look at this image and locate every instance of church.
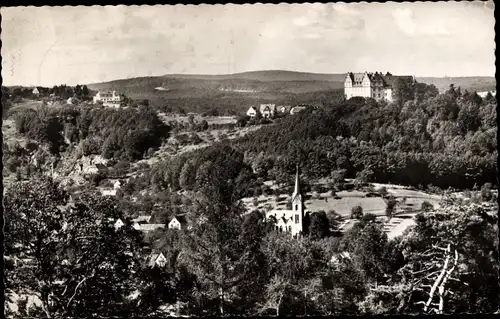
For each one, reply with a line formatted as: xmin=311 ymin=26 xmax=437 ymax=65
xmin=266 ymin=165 xmax=306 ymax=237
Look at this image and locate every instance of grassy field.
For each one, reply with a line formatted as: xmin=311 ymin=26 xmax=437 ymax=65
xmin=242 ymin=183 xmax=441 ymax=217
xmin=241 ymin=181 xmax=442 ymax=237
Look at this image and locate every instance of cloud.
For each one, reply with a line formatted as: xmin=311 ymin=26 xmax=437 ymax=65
xmin=292 ymin=3 xmax=365 ymax=32
xmin=392 ymin=8 xmax=450 ymax=37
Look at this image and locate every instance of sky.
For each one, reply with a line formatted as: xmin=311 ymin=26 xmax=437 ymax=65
xmin=1 ymin=1 xmax=496 ymax=87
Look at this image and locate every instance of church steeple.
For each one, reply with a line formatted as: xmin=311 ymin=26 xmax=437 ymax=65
xmin=292 ymin=164 xmax=301 ymax=199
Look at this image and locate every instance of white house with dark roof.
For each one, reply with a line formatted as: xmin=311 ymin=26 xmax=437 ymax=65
xmin=93 ymin=90 xmax=122 ymax=107
xmin=148 ymin=252 xmax=167 ymax=268
xmin=259 ymin=104 xmax=277 ymax=118
xmin=279 ymin=105 xmax=292 ymax=113
xmin=344 ymin=71 xmax=415 ymax=102
xmin=246 ymin=106 xmax=258 ymax=117
xmin=265 ymin=165 xmax=305 ymax=237
xmin=114 ymin=218 xmax=124 ymax=230
xmin=168 ymin=215 xmax=188 ymax=230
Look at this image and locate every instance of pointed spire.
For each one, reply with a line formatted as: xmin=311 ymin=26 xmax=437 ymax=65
xmin=293 ymin=164 xmax=301 ymax=198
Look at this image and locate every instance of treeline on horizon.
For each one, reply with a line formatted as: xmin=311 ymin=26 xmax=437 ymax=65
xmin=232 ymin=81 xmax=497 ymax=190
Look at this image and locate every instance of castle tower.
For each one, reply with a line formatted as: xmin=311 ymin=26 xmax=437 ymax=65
xmin=291 ymin=164 xmax=305 ymax=237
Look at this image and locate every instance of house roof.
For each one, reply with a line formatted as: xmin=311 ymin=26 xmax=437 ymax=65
xmin=346 ymin=72 xmax=366 ymax=83
xmin=172 ymin=215 xmax=188 ymax=225
xmin=347 ymin=71 xmax=413 ymax=87
xmin=260 ymin=104 xmax=276 ymax=113
xmin=280 ymin=105 xmax=292 ymax=112
xmin=381 ymin=75 xmax=414 ymax=87
xmin=132 ymin=215 xmax=151 ymax=223
xmin=136 ymin=224 xmax=165 ymax=232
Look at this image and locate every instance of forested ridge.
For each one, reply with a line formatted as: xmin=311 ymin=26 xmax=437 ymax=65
xmin=233 ymin=84 xmax=497 ymax=189
xmin=10 ymin=105 xmax=170 ymax=161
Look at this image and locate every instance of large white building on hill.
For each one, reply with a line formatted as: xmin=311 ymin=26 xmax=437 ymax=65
xmin=344 ymin=71 xmax=415 ymax=102
xmin=266 ymin=165 xmax=305 ymax=237
xmin=93 ymin=90 xmax=122 ymax=107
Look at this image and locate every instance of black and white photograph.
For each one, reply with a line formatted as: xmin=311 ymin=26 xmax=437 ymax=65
xmin=2 ymin=1 xmax=498 ymax=317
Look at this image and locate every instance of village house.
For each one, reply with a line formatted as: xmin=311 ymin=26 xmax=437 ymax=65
xmin=168 ymin=215 xmax=188 ymax=230
xmin=148 ymin=252 xmax=168 ymax=268
xmin=266 ymin=165 xmax=305 ymax=237
xmin=32 ymin=87 xmax=40 ymax=96
xmin=93 ymin=90 xmax=122 ymax=107
xmin=477 ymin=90 xmax=497 ymax=98
xmin=344 ymin=71 xmax=415 ymax=102
xmin=114 ymin=218 xmax=125 ymax=230
xmin=83 ymin=162 xmax=108 ymax=176
xmin=132 ymin=214 xmax=151 ymax=224
xmin=279 ymin=105 xmax=292 ymax=113
xmin=260 ymin=103 xmax=276 ymax=118
xmin=66 ymin=97 xmax=74 ymax=105
xmin=246 ymin=106 xmax=258 ymax=117
xmin=113 ymin=180 xmax=122 ymax=190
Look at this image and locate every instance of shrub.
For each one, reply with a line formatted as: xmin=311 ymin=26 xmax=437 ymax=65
xmin=378 ymin=187 xmax=388 ymax=197
xmin=481 ymin=183 xmax=493 ymax=202
xmin=351 ymin=205 xmax=363 ymax=219
xmin=386 ymin=198 xmax=397 ymax=219
xmin=421 ymin=201 xmax=433 ymax=212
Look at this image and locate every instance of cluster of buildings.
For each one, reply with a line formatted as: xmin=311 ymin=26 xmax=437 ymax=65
xmin=477 ymin=90 xmax=497 ymax=98
xmin=344 ymin=71 xmax=415 ymax=102
xmin=93 ymin=90 xmax=122 ymax=108
xmin=246 ymin=103 xmax=310 ymax=118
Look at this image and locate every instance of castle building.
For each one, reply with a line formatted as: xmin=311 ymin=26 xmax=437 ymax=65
xmin=344 ymin=71 xmax=415 ymax=102
xmin=265 ymin=165 xmax=305 ymax=237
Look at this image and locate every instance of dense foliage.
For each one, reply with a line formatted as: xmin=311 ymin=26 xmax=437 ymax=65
xmin=6 ymin=176 xmax=497 ymax=317
xmin=12 ymin=105 xmax=170 ymax=160
xmin=234 ymin=85 xmax=497 ymax=189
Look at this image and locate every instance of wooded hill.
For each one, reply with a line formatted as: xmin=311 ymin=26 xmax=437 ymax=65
xmin=232 ymin=83 xmax=497 ymax=190
xmin=85 ymin=71 xmax=496 ymax=115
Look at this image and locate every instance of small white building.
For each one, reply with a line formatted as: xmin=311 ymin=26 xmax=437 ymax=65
xmin=67 ymin=97 xmax=74 ymax=105
xmin=32 ymin=87 xmax=40 ymax=96
xmin=280 ymin=105 xmax=292 ymax=113
xmin=246 ymin=106 xmax=258 ymax=117
xmin=93 ymin=91 xmax=122 ymax=107
xmin=114 ymin=218 xmax=124 ymax=230
xmin=477 ymin=90 xmax=497 ymax=98
xmin=168 ymin=215 xmax=188 ymax=230
xmin=113 ymin=180 xmax=122 ymax=190
xmin=148 ymin=252 xmax=167 ymax=268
